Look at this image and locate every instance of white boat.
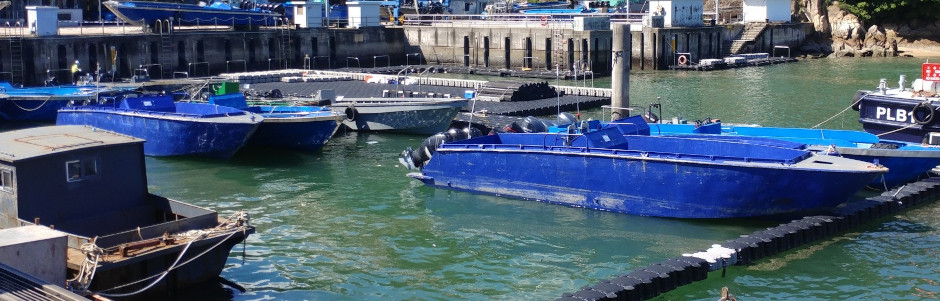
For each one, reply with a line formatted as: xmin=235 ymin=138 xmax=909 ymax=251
xmin=332 ymin=97 xmax=468 ymax=135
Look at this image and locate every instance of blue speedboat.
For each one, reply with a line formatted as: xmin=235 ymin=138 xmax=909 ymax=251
xmin=648 ymin=119 xmax=940 ymax=189
xmin=56 ymin=94 xmax=262 ymax=158
xmin=0 ymin=82 xmax=126 ymax=121
xmin=402 ymin=115 xmax=887 ymax=218
xmin=207 ymin=85 xmax=345 ymax=152
xmin=104 ymin=0 xmax=284 ymax=27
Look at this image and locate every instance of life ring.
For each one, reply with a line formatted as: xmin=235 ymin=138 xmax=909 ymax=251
xmin=912 ymin=101 xmax=936 ymax=125
xmin=344 ymin=106 xmax=359 ymax=122
xmin=540 ymin=15 xmax=547 ymax=26
xmin=677 ymin=54 xmax=688 ymax=66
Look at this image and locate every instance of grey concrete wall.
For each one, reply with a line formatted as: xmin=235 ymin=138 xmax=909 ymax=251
xmin=0 ymin=22 xmax=811 ymax=85
xmin=402 ymin=26 xmax=612 ymax=74
xmin=0 ymin=27 xmax=406 ymax=85
xmin=639 ymin=27 xmax=723 ymax=69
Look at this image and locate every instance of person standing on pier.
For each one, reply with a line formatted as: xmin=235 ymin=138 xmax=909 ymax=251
xmin=71 ymin=60 xmax=82 ymax=85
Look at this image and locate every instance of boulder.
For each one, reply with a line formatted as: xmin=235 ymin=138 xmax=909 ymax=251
xmin=864 ymin=25 xmax=887 ymax=48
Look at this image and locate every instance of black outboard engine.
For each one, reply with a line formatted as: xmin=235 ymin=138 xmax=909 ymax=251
xmin=556 ymin=112 xmax=579 ymax=125
xmin=520 ymin=116 xmax=548 ymax=133
xmin=400 ymin=128 xmax=482 ymax=170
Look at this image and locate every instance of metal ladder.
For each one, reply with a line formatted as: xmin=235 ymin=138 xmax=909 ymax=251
xmin=159 ymin=32 xmax=173 ymax=78
xmin=9 ymin=37 xmax=24 ymax=84
xmin=280 ymin=24 xmax=292 ymax=69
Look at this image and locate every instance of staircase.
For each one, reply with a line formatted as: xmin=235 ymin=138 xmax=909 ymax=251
xmin=9 ymin=37 xmax=24 ymax=84
xmin=723 ymin=23 xmax=767 ymax=57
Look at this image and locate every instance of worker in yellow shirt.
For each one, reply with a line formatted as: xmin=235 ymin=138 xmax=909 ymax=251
xmin=71 ymin=60 xmax=82 ymax=84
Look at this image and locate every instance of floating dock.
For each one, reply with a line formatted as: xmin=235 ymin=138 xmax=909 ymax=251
xmin=555 ymin=178 xmax=940 ymax=300
xmin=669 ymin=57 xmax=798 ymax=71
xmin=232 ymin=70 xmax=611 ymax=130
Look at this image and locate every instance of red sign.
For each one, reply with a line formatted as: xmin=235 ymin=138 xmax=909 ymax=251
xmin=924 ymin=63 xmax=940 ymax=81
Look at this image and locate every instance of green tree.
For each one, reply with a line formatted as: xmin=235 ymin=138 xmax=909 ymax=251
xmin=839 ymin=0 xmax=940 ymax=23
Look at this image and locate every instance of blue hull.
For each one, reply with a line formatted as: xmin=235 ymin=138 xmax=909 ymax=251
xmin=250 ymin=113 xmax=342 ymax=151
xmin=650 ymin=122 xmax=940 ymax=188
xmin=105 ymin=1 xmax=282 ymax=26
xmin=209 ymin=93 xmax=344 ymax=151
xmin=0 ymin=82 xmax=124 ymax=121
xmin=56 ymin=97 xmax=261 ymax=158
xmin=411 ymin=117 xmax=886 ymax=218
xmin=0 ymin=98 xmax=71 ymax=121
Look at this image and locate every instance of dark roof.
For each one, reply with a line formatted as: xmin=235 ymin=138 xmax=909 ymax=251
xmin=0 ymin=126 xmax=144 ymax=162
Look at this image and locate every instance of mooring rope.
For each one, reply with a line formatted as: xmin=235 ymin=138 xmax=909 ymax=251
xmin=874 ymin=122 xmax=919 ymax=138
xmin=811 ymin=93 xmax=865 ymax=129
xmin=94 ymin=231 xmax=209 ymax=298
xmin=9 ymin=95 xmax=55 ymax=112
xmin=87 ymin=211 xmax=251 ymax=297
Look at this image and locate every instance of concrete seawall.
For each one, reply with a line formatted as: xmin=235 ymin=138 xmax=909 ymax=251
xmin=0 ymin=22 xmax=810 ymax=85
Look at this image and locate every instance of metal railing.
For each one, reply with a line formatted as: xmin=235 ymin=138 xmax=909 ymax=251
xmin=226 ymin=60 xmax=247 ymax=73
xmin=187 ymin=61 xmax=209 ymax=77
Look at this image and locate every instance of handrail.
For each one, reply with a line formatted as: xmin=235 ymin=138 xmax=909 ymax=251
xmin=187 ymin=61 xmax=210 ymax=77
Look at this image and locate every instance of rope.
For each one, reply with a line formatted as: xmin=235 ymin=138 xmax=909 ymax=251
xmin=874 ymin=122 xmax=919 ymax=137
xmin=89 ymin=211 xmax=250 ymax=297
xmin=811 ymin=93 xmax=865 ymax=129
xmin=67 ymin=242 xmax=104 ymax=294
xmin=95 ymin=231 xmax=209 ymax=298
xmin=9 ymin=95 xmax=55 ymax=112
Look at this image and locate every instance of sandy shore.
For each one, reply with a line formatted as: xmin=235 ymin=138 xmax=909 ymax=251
xmin=896 ymin=45 xmax=940 ymax=58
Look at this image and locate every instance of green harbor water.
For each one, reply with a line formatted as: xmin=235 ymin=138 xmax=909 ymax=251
xmin=141 ymin=57 xmax=940 ymax=300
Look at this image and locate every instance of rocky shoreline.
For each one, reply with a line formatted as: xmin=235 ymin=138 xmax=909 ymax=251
xmin=799 ymin=0 xmax=940 ymax=58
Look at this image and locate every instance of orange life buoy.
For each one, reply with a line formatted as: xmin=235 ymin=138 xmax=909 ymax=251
xmin=678 ymin=54 xmax=688 ymax=66
xmin=540 ymin=15 xmax=548 ymax=26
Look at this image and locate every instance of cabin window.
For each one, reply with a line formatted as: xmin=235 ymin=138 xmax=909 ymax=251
xmin=0 ymin=169 xmax=11 ymax=192
xmin=66 ymin=159 xmax=98 ymax=182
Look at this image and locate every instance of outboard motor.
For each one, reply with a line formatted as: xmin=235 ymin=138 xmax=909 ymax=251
xmin=557 ymin=112 xmax=579 ymax=125
xmin=520 ymin=116 xmax=548 ymax=133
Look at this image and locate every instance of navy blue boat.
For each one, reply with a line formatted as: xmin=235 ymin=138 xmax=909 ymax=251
xmin=56 ymin=95 xmax=262 ymax=158
xmin=855 ymin=63 xmax=940 ymax=144
xmin=104 ymin=0 xmax=283 ymax=27
xmin=208 ymin=88 xmax=344 ymax=152
xmin=0 ymin=82 xmax=127 ymax=121
xmin=648 ymin=120 xmax=940 ymax=189
xmin=0 ymin=125 xmax=254 ymax=297
xmin=402 ymin=116 xmax=887 ymax=218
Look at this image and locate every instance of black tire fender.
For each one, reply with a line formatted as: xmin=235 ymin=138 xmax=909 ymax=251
xmin=912 ymin=101 xmax=935 ymax=125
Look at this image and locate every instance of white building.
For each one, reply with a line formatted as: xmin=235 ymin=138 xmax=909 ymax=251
xmin=648 ymin=0 xmax=704 ymax=28
xmin=742 ymin=0 xmax=791 ymax=23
